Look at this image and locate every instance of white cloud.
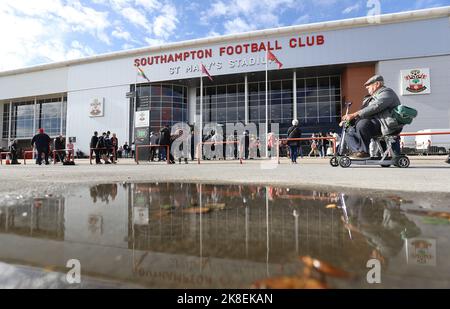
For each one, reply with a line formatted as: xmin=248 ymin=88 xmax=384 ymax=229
xmin=342 ymin=3 xmax=361 ymax=14
xmin=294 ymin=14 xmax=310 ymax=25
xmin=224 ymin=17 xmax=257 ymax=34
xmin=202 ymin=0 xmax=298 ymax=34
xmin=135 ymin=0 xmax=161 ymax=11
xmin=121 ymin=7 xmax=152 ymax=32
xmin=153 ymin=4 xmax=178 ymax=38
xmin=122 ymin=43 xmax=135 ymax=50
xmin=112 ymin=27 xmax=132 ymax=41
xmin=144 ymin=37 xmax=166 ymax=46
xmin=0 ymin=0 xmax=111 ymax=71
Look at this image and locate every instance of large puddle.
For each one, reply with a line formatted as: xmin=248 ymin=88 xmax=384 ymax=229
xmin=0 ymin=183 xmax=449 ymax=289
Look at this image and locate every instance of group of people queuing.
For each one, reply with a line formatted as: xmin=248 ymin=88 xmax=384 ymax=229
xmin=6 ymin=128 xmax=76 ymax=166
xmin=286 ymin=120 xmax=339 ymax=164
xmin=90 ymin=131 xmax=119 ymax=164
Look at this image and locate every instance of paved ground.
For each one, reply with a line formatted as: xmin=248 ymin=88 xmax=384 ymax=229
xmin=1 ymin=156 xmax=449 ymax=200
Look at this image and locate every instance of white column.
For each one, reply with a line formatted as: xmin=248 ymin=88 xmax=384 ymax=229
xmin=293 ymin=71 xmax=297 ymax=120
xmin=8 ymin=101 xmax=12 ymax=145
xmin=60 ymin=95 xmax=64 ymax=135
xmin=244 ymin=74 xmax=249 ymax=125
xmin=188 ymin=86 xmax=197 ymax=125
xmin=33 ymin=97 xmax=37 ymax=133
xmin=265 ymin=52 xmax=269 ymax=158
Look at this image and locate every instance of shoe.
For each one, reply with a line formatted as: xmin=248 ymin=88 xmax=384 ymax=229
xmin=350 ymin=152 xmax=370 ymax=159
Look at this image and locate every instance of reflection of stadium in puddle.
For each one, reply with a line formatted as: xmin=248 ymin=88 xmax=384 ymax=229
xmin=0 ymin=183 xmax=449 ymax=288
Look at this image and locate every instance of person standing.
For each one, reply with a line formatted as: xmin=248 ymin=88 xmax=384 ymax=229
xmin=9 ymin=139 xmax=21 ymax=165
xmin=159 ymin=125 xmax=170 ymax=161
xmin=31 ymin=128 xmax=51 ymax=165
xmin=66 ymin=139 xmax=74 ymax=162
xmin=90 ymin=131 xmax=100 ymax=164
xmin=111 ymin=133 xmax=118 ymax=163
xmin=54 ymin=135 xmax=66 ymax=163
xmin=287 ymin=120 xmax=302 ymax=164
xmin=149 ymin=132 xmax=159 ymax=162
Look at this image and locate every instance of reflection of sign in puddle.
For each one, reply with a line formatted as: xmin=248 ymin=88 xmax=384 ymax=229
xmin=133 ymin=207 xmax=149 ymax=225
xmin=407 ymin=238 xmax=436 ymax=266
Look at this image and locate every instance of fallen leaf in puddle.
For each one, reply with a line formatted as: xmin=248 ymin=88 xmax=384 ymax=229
xmin=252 ymin=276 xmax=328 ymax=289
xmin=183 ymin=207 xmax=211 ymax=214
xmin=300 ymin=256 xmax=350 ymax=278
xmin=205 ymin=203 xmax=226 ymax=210
xmin=408 ymin=210 xmax=450 ymax=221
xmin=326 ymin=204 xmax=337 ymax=209
xmin=152 ymin=210 xmax=171 ymax=219
xmin=43 ymin=266 xmax=57 ymax=272
xmin=371 ymin=249 xmax=386 ymax=265
xmin=422 ymin=217 xmax=450 ymax=225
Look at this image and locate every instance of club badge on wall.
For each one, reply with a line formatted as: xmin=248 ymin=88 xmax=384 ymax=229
xmin=135 ymin=110 xmax=149 ymax=128
xmin=401 ymin=68 xmax=431 ymax=96
xmin=89 ymin=98 xmax=104 ymax=117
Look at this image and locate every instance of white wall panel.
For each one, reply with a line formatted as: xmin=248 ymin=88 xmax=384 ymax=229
xmin=378 ymin=55 xmax=450 ymax=132
xmin=66 ymin=85 xmax=130 ymax=153
xmin=0 ymin=68 xmax=68 ymax=100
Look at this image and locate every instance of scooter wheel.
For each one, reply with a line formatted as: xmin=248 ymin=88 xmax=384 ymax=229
xmin=395 ymin=156 xmax=410 ymax=168
xmin=330 ymin=157 xmax=339 ymax=167
xmin=339 ymin=156 xmax=352 ymax=168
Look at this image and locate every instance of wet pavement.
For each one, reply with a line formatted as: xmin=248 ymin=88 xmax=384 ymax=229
xmin=0 ymin=182 xmax=449 ymax=289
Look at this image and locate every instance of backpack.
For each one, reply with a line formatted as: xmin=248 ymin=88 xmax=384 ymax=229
xmin=392 ymin=105 xmax=418 ymax=125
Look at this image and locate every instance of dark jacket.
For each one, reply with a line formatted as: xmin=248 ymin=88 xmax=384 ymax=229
xmin=149 ymin=134 xmax=159 ymax=145
xmin=55 ymin=137 xmax=65 ymax=150
xmin=31 ymin=133 xmax=51 ymax=151
xmin=90 ymin=135 xmax=99 ymax=148
xmin=159 ymin=127 xmax=170 ymax=145
xmin=287 ymin=125 xmax=302 ymax=146
xmin=358 ymin=87 xmax=403 ymax=136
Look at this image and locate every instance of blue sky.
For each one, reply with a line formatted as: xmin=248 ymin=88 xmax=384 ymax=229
xmin=0 ymin=0 xmax=449 ymax=71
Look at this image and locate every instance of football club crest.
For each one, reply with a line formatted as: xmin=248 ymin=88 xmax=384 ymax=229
xmin=401 ymin=68 xmax=431 ymax=95
xmin=89 ymin=98 xmax=104 ymax=117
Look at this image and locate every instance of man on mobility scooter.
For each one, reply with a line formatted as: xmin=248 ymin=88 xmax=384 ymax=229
xmin=333 ymin=75 xmax=413 ymax=168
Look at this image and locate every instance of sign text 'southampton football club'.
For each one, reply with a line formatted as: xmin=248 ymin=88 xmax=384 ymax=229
xmin=133 ymin=34 xmax=325 ymax=76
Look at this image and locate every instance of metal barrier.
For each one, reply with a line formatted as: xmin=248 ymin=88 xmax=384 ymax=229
xmin=399 ymin=131 xmax=450 ymax=156
xmin=52 ymin=149 xmax=75 ymax=164
xmin=135 ymin=145 xmax=170 ymax=165
xmin=89 ymin=147 xmax=116 ymax=165
xmin=0 ymin=152 xmax=11 ymax=165
xmin=23 ymin=150 xmax=35 ymax=165
xmin=276 ymin=137 xmax=336 ymax=164
xmin=196 ymin=141 xmax=243 ymax=164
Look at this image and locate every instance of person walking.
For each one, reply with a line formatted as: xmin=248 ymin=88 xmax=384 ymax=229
xmin=287 ymin=120 xmax=302 ymax=164
xmin=31 ymin=128 xmax=51 ymax=165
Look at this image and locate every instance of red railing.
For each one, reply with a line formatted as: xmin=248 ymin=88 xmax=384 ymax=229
xmin=52 ymin=149 xmax=75 ymax=164
xmin=0 ymin=152 xmax=11 ymax=165
xmin=276 ymin=137 xmax=336 ymax=164
xmin=23 ymin=150 xmax=35 ymax=165
xmin=135 ymin=145 xmax=170 ymax=165
xmin=196 ymin=141 xmax=243 ymax=164
xmin=399 ymin=131 xmax=450 ymax=137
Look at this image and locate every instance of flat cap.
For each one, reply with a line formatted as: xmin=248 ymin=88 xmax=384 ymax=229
xmin=364 ymin=75 xmax=384 ymax=86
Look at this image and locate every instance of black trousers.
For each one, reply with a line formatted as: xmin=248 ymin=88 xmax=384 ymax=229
xmin=36 ymin=149 xmax=49 ymax=165
xmin=346 ymin=119 xmax=382 ymax=154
